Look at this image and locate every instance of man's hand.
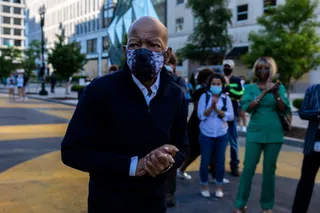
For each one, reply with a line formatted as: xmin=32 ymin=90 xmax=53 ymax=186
xmin=135 ymin=158 xmax=146 ymax=176
xmin=144 ymin=145 xmax=178 ymax=177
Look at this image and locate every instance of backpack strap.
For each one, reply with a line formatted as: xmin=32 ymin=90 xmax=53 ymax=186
xmin=205 ymin=93 xmax=210 ymax=107
xmin=221 ymin=96 xmax=227 ymax=112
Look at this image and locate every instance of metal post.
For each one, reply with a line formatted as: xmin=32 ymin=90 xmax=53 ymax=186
xmin=38 ymin=5 xmax=48 ymax=96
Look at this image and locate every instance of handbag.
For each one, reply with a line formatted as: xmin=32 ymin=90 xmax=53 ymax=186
xmin=279 ymin=111 xmax=292 ymax=132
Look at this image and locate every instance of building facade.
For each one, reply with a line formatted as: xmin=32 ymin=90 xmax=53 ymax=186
xmin=167 ymin=0 xmax=320 ymax=90
xmin=0 ymin=0 xmax=25 ymax=49
xmin=26 ymin=0 xmax=167 ymax=78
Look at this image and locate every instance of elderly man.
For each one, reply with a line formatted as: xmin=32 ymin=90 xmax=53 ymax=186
xmin=61 ymin=16 xmax=188 ymax=213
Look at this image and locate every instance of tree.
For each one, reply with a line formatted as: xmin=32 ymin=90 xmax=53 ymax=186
xmin=242 ymin=0 xmax=320 ymax=92
xmin=48 ymin=32 xmax=86 ymax=81
xmin=0 ymin=47 xmax=22 ymax=78
xmin=177 ymin=0 xmax=233 ymax=65
xmin=22 ymin=40 xmax=42 ymax=77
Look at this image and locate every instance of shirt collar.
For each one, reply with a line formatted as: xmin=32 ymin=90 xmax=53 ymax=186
xmin=131 ymin=73 xmax=161 ymax=94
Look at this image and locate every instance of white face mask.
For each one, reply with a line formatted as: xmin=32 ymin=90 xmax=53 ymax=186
xmin=165 ymin=65 xmax=173 ymax=72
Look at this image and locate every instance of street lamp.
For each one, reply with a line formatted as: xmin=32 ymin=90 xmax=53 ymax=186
xmin=38 ymin=5 xmax=48 ymax=96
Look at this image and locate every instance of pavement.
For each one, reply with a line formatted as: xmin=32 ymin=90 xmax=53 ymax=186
xmin=0 ymin=92 xmax=319 ymax=213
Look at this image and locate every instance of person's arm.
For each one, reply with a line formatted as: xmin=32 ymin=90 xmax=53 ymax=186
xmin=227 ymin=78 xmax=244 ymax=100
xmin=169 ymin=91 xmax=189 ymax=169
xmin=275 ymin=84 xmax=290 ymax=114
xmin=198 ymin=94 xmax=211 ymax=120
xmin=61 ymin=79 xmax=133 ymax=176
xmin=241 ymin=84 xmax=265 ymax=113
xmin=299 ymin=87 xmax=320 ymax=121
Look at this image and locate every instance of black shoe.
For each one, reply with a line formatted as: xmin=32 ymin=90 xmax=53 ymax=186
xmin=231 ymin=168 xmax=240 ymax=177
xmin=166 ymin=194 xmax=176 ymax=208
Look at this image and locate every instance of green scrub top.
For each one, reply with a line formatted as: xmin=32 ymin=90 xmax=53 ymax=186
xmin=241 ymin=84 xmax=291 ymax=143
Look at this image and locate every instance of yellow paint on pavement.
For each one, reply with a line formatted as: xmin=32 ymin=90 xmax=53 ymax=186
xmin=0 ymin=124 xmax=68 ymax=141
xmin=38 ymin=110 xmax=74 ymax=120
xmin=0 ymin=99 xmax=73 ymax=109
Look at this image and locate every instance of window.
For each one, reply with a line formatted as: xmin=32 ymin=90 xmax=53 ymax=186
xmin=3 ymin=17 xmax=11 ymax=24
xmin=3 ymin=6 xmax=11 ymax=13
xmin=92 ymin=19 xmax=96 ymax=31
xmin=84 ymin=23 xmax=87 ymax=33
xmin=13 ymin=7 xmax=21 ymax=15
xmin=264 ymin=0 xmax=276 ymax=13
xmin=14 ymin=40 xmax=22 ymax=47
xmin=3 ymin=28 xmax=11 ymax=35
xmin=76 ymin=25 xmax=80 ymax=35
xmin=3 ymin=38 xmax=10 ymax=46
xmin=14 ymin=29 xmax=21 ymax=36
xmin=177 ymin=0 xmax=184 ymax=4
xmin=75 ymin=42 xmax=81 ymax=49
xmin=237 ymin=4 xmax=248 ymax=21
xmin=175 ymin=18 xmax=184 ymax=32
xmin=13 ymin=0 xmax=22 ymax=3
xmin=14 ymin=18 xmax=22 ymax=25
xmin=102 ymin=36 xmax=109 ymax=52
xmin=102 ymin=1 xmax=116 ymax=28
xmin=2 ymin=0 xmax=10 ymax=2
xmin=87 ymin=39 xmax=97 ymax=53
xmin=88 ymin=20 xmax=91 ymax=32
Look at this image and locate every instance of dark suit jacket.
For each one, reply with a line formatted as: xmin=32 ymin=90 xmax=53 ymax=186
xmin=61 ymin=65 xmax=188 ymax=213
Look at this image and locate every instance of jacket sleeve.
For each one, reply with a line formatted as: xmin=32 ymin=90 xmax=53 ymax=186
xmin=299 ymin=87 xmax=320 ymax=121
xmin=225 ymin=78 xmax=244 ymax=101
xmin=61 ymin=80 xmax=131 ymax=175
xmin=240 ymin=84 xmax=254 ymax=113
xmin=170 ymin=91 xmax=189 ymax=169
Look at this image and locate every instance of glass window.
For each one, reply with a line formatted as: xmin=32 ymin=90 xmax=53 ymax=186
xmin=92 ymin=19 xmax=96 ymax=31
xmin=2 ymin=0 xmax=10 ymax=2
xmin=3 ymin=38 xmax=11 ymax=46
xmin=88 ymin=20 xmax=91 ymax=32
xmin=177 ymin=0 xmax=184 ymax=4
xmin=87 ymin=39 xmax=97 ymax=53
xmin=84 ymin=23 xmax=87 ymax=33
xmin=175 ymin=18 xmax=184 ymax=32
xmin=3 ymin=6 xmax=11 ymax=13
xmin=13 ymin=0 xmax=22 ymax=3
xmin=264 ymin=0 xmax=276 ymax=13
xmin=102 ymin=36 xmax=109 ymax=52
xmin=14 ymin=40 xmax=22 ymax=47
xmin=97 ymin=18 xmax=100 ymax=30
xmin=13 ymin=7 xmax=21 ymax=15
xmin=14 ymin=18 xmax=22 ymax=25
xmin=3 ymin=17 xmax=11 ymax=24
xmin=14 ymin=29 xmax=21 ymax=36
xmin=3 ymin=28 xmax=11 ymax=35
xmin=237 ymin=4 xmax=248 ymax=21
xmin=75 ymin=42 xmax=81 ymax=49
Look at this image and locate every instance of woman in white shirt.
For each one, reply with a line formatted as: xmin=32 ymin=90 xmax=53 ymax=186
xmin=6 ymin=73 xmax=16 ymax=102
xmin=198 ymin=73 xmax=234 ymax=198
xmin=16 ymin=74 xmax=24 ymax=100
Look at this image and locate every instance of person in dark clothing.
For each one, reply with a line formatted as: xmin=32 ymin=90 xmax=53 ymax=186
xmin=292 ymin=84 xmax=320 ymax=213
xmin=50 ymin=73 xmax=57 ymax=94
xmin=61 ymin=17 xmax=188 ymax=213
xmin=223 ymin=60 xmax=244 ymax=176
xmin=164 ymin=53 xmax=187 ymax=208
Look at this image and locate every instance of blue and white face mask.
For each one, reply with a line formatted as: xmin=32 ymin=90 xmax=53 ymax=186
xmin=126 ymin=48 xmax=165 ymax=83
xmin=210 ymin=85 xmax=222 ymax=95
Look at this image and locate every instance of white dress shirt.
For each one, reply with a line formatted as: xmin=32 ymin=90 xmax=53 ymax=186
xmin=198 ymin=93 xmax=234 ymax=138
xmin=129 ymin=73 xmax=161 ymax=176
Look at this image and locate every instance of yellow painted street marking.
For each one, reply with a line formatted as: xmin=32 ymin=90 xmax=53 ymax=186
xmin=38 ymin=110 xmax=74 ymax=120
xmin=0 ymin=99 xmax=73 ymax=109
xmin=0 ymin=124 xmax=68 ymax=141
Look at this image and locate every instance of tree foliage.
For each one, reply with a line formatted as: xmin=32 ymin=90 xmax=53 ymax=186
xmin=22 ymin=40 xmax=42 ymax=77
xmin=48 ymin=32 xmax=87 ymax=81
xmin=242 ymin=0 xmax=320 ymax=88
xmin=177 ymin=0 xmax=233 ymax=65
xmin=0 ymin=47 xmax=22 ymax=77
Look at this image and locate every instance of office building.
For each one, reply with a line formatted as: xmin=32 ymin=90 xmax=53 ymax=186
xmin=0 ymin=0 xmax=25 ymax=49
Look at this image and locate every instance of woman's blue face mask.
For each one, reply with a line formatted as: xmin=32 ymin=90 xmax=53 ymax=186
xmin=210 ymin=85 xmax=222 ymax=95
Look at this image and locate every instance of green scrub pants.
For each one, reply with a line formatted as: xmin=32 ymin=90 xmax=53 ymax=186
xmin=235 ymin=142 xmax=282 ymax=210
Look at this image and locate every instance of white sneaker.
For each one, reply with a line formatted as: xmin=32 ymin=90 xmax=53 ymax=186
xmin=215 ymin=190 xmax=224 ymax=198
xmin=209 ymin=177 xmax=230 ymax=184
xmin=200 ymin=190 xmax=211 ymax=198
xmin=242 ymin=126 xmax=247 ymax=132
xmin=177 ymin=170 xmax=192 ymax=180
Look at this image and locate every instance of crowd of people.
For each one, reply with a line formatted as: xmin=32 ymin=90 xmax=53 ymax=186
xmin=60 ymin=16 xmax=319 ymax=213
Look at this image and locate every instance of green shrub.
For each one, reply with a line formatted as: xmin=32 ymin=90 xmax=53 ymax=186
xmin=71 ymin=75 xmax=88 ymax=83
xmin=293 ymin=98 xmax=304 ymax=110
xmin=71 ymin=84 xmax=85 ymax=92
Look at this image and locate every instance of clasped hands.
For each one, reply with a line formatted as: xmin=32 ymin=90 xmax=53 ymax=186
xmin=135 ymin=145 xmax=179 ymax=177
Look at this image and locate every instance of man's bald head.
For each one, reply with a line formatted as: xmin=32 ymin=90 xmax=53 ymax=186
xmin=127 ymin=16 xmax=169 ymax=51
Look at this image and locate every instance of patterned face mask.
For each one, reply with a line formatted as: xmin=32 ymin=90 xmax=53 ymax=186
xmin=126 ymin=48 xmax=165 ymax=83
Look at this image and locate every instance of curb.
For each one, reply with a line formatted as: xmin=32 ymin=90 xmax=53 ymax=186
xmin=27 ymin=95 xmax=78 ymax=107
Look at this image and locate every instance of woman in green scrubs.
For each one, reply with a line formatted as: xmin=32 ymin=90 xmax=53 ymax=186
xmin=233 ymin=57 xmax=291 ymax=213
